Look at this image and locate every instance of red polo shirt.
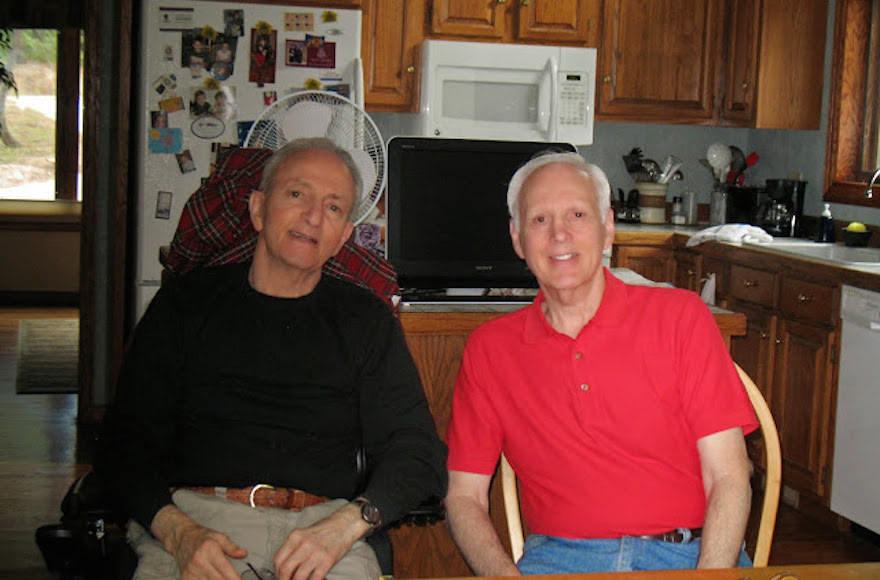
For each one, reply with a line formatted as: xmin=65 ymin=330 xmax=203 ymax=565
xmin=446 ymin=269 xmax=758 ymax=539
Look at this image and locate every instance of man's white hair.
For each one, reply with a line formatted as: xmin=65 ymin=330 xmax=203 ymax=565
xmin=506 ymin=151 xmax=612 ymax=230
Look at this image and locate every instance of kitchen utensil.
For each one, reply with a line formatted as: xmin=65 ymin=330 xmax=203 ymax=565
xmin=623 ymin=147 xmax=644 ymax=173
xmin=727 ymin=146 xmax=747 ymax=184
xmin=641 ymin=159 xmax=661 ymax=182
xmin=658 ymin=155 xmax=683 ymax=184
xmin=706 ymin=143 xmax=732 ymax=180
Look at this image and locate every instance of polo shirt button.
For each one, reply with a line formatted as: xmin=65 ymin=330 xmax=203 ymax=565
xmin=575 ymin=352 xmax=583 ymax=359
xmin=580 ymin=384 xmax=589 ymax=391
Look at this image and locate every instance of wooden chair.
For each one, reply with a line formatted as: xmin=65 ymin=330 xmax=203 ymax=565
xmin=500 ymin=362 xmax=782 ymax=567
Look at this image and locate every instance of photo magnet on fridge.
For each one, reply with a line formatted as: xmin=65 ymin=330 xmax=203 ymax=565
xmin=155 ymin=191 xmax=173 ymax=220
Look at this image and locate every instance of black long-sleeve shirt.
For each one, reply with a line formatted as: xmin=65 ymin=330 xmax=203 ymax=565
xmin=97 ymin=262 xmax=447 ymax=530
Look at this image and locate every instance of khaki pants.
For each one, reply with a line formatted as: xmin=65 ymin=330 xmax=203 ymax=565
xmin=128 ymin=490 xmax=381 ymax=580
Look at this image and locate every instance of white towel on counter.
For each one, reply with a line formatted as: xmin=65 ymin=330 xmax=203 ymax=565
xmin=685 ymin=224 xmax=773 ymax=247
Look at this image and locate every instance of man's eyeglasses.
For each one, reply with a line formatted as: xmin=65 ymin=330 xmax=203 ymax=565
xmin=242 ymin=563 xmax=275 ymax=580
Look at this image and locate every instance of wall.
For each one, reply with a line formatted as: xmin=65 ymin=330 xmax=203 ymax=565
xmin=371 ymin=0 xmax=880 ymax=229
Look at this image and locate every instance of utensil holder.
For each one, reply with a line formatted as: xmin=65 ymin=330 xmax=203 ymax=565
xmin=636 ymin=183 xmax=668 ymax=224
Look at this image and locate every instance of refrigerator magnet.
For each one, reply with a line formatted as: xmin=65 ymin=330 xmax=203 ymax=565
xmin=176 ymin=150 xmax=196 ymax=174
xmin=155 ymin=191 xmax=173 ymax=220
xmin=286 ymin=40 xmax=307 ymax=67
xmin=285 ymin=12 xmax=314 ymax=32
xmin=192 ymin=116 xmax=225 ymax=140
xmin=148 ymin=128 xmax=182 ymax=154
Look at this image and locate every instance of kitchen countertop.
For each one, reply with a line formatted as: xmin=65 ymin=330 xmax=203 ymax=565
xmin=613 ymin=222 xmax=880 ymax=279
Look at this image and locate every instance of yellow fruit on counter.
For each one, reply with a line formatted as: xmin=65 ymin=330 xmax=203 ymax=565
xmin=846 ymin=221 xmax=868 ymax=232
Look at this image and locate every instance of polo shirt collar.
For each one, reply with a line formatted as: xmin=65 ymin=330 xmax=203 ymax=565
xmin=522 ymin=268 xmax=630 ymax=343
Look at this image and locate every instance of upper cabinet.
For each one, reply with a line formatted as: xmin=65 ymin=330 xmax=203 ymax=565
xmin=429 ymin=0 xmax=601 ymax=46
xmin=597 ymin=0 xmax=828 ymax=129
xmin=361 ymin=0 xmax=426 ymax=112
xmin=598 ymin=0 xmax=722 ymax=124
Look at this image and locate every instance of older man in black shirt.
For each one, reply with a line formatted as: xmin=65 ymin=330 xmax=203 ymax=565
xmin=97 ymin=138 xmax=446 ymax=580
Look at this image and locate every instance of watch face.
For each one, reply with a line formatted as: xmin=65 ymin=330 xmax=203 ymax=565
xmin=361 ymin=501 xmax=382 ymax=526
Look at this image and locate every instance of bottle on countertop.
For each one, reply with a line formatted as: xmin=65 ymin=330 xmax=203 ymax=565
xmin=817 ymin=203 xmax=836 ymax=243
xmin=671 ymin=196 xmax=686 ymax=225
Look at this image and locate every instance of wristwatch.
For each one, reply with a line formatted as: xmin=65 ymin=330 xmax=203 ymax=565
xmin=351 ymin=497 xmax=383 ymax=533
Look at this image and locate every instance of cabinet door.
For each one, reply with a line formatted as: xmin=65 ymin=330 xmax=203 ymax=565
xmin=598 ymin=0 xmax=722 ymax=123
xmin=612 ymin=245 xmax=675 ymax=284
xmin=673 ymin=249 xmax=701 ymax=292
xmin=430 ymin=0 xmax=505 ymax=39
xmin=517 ymin=0 xmax=601 ymax=45
xmin=728 ymin=300 xmax=776 ymax=400
xmin=772 ymin=318 xmax=836 ymax=500
xmin=728 ymin=301 xmax=777 ymax=470
xmin=362 ymin=0 xmax=425 ymax=112
xmin=719 ymin=0 xmax=762 ymax=125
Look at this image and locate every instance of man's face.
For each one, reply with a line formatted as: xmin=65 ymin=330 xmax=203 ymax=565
xmin=249 ymin=148 xmax=356 ymax=277
xmin=510 ymin=163 xmax=614 ymax=294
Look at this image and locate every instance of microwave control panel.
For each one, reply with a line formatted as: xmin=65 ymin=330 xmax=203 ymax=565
xmin=557 ymin=72 xmax=591 ymax=128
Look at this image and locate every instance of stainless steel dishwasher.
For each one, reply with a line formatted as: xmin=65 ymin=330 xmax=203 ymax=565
xmin=831 ymin=285 xmax=880 ymax=534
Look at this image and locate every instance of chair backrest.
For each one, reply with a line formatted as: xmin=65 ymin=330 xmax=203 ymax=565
xmin=500 ymin=362 xmax=782 ymax=567
xmin=734 ymin=362 xmax=782 ymax=567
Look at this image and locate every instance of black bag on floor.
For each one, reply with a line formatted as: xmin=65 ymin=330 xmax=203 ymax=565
xmin=35 ymin=471 xmax=136 ymax=580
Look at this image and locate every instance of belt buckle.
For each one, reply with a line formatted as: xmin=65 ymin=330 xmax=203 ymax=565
xmin=248 ymin=484 xmax=275 ymax=508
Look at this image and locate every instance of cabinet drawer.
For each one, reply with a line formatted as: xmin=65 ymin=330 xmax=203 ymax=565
xmin=728 ymin=264 xmax=776 ymax=308
xmin=779 ymin=278 xmax=837 ymax=324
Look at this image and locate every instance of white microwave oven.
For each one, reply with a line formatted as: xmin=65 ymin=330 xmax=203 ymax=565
xmin=419 ymin=40 xmax=597 ymax=145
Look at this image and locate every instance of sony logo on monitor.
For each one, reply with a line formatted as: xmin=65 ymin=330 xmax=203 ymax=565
xmin=475 ymin=265 xmax=494 ymax=272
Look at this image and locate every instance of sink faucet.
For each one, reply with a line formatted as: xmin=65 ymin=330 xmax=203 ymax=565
xmin=868 ymin=167 xmax=880 ymax=198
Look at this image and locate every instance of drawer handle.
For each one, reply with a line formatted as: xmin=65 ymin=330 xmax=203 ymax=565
xmin=797 ymin=293 xmax=812 ymax=302
xmin=687 ymin=269 xmax=696 ymax=277
xmin=775 ymin=338 xmax=784 ymax=345
xmin=760 ymin=332 xmax=770 ymax=340
xmin=742 ymin=280 xmax=759 ymax=288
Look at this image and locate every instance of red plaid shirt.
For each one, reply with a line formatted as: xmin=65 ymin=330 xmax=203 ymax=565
xmin=164 ymin=148 xmax=399 ymax=311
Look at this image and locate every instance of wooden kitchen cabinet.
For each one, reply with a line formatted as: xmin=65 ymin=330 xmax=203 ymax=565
xmin=429 ymin=0 xmax=600 ymax=46
xmin=598 ymin=0 xmax=828 ymax=129
xmin=598 ymin=0 xmax=722 ymax=124
xmin=674 ymin=248 xmax=702 ymax=292
xmin=720 ymin=0 xmax=828 ymax=129
xmin=702 ymin=245 xmax=841 ymax=505
xmin=771 ymin=317 xmax=837 ymax=499
xmin=361 ymin=0 xmax=426 ymax=112
xmin=611 ymin=245 xmax=675 ymax=284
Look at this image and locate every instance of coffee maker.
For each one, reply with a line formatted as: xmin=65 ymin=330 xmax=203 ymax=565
xmin=758 ymin=179 xmax=807 ymax=237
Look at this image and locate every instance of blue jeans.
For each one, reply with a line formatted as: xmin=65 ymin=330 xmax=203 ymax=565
xmin=517 ymin=533 xmax=752 ymax=575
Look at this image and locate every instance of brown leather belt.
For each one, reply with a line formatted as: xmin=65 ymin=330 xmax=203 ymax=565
xmin=636 ymin=527 xmax=702 ymax=543
xmin=174 ymin=484 xmax=330 ymax=511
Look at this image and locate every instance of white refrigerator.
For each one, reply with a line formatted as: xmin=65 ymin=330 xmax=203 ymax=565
xmin=132 ymin=0 xmax=362 ymax=321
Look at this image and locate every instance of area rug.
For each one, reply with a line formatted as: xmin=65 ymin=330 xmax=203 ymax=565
xmin=15 ymin=318 xmax=79 ymax=394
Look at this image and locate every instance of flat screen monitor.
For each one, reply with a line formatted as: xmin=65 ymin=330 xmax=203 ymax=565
xmin=386 ymin=137 xmax=577 ymax=293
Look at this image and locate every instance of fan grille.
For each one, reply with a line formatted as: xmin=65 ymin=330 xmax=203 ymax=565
xmin=244 ymin=90 xmax=386 ymax=225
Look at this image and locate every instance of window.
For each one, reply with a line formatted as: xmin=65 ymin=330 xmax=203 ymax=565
xmin=825 ymin=0 xmax=880 ymax=207
xmin=0 ymin=27 xmax=82 ymax=202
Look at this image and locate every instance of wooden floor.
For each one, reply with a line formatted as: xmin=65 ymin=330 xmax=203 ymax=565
xmin=1 ymin=306 xmax=879 ymax=579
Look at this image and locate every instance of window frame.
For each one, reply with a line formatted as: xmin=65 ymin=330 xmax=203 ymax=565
xmin=824 ymin=0 xmax=880 ymax=207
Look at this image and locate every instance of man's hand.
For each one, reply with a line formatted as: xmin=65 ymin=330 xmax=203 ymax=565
xmin=152 ymin=504 xmax=248 ymax=579
xmin=273 ymin=502 xmax=371 ymax=580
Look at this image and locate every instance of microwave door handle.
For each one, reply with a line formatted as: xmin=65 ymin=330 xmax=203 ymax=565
xmin=539 ymin=57 xmax=558 ymax=140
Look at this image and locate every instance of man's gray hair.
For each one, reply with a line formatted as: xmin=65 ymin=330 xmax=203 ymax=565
xmin=507 ymin=150 xmax=612 ymax=230
xmin=259 ymin=137 xmax=363 ymax=222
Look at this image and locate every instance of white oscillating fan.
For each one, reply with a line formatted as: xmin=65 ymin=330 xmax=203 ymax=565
xmin=244 ymin=90 xmax=386 ymax=226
